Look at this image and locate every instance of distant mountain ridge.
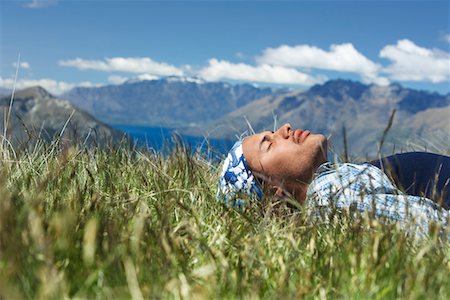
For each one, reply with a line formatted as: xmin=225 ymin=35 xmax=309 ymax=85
xmin=62 ymin=76 xmax=288 ymax=127
xmin=39 ymin=77 xmax=450 ymax=157
xmin=0 ymin=87 xmax=12 ymax=98
xmin=0 ymin=86 xmax=126 ymax=146
xmin=203 ymin=79 xmax=449 ymax=157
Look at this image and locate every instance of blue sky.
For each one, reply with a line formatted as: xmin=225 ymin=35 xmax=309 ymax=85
xmin=1 ymin=0 xmax=449 ymax=95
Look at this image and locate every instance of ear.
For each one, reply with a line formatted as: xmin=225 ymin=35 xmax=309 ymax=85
xmin=273 ymin=185 xmax=286 ymax=198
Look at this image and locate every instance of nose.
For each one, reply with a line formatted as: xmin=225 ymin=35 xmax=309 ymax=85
xmin=275 ymin=123 xmax=292 ymax=139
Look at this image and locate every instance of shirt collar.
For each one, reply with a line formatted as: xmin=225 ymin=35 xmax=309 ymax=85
xmin=314 ymin=161 xmax=334 ymax=176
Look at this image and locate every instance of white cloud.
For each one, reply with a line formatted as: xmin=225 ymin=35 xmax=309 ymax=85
xmin=379 ymin=39 xmax=450 ymax=83
xmin=199 ymin=59 xmax=325 ymax=85
xmin=361 ymin=74 xmax=390 ymax=86
xmin=136 ymin=74 xmax=159 ymax=81
xmin=12 ymin=62 xmax=31 ymax=69
xmin=25 ymin=0 xmax=57 ymax=9
xmin=257 ymin=43 xmax=382 ymax=77
xmin=59 ymin=57 xmax=183 ymax=77
xmin=107 ymin=75 xmax=129 ymax=85
xmin=107 ymin=74 xmax=159 ymax=85
xmin=0 ymin=77 xmax=99 ymax=95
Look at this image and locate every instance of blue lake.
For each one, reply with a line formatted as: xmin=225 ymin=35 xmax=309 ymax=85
xmin=111 ymin=124 xmax=233 ymax=156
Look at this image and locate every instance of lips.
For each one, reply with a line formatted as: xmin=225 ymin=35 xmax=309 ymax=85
xmin=294 ymin=129 xmax=310 ymax=144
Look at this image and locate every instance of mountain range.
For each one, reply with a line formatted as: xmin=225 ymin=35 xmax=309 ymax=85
xmin=62 ymin=76 xmax=287 ymax=127
xmin=0 ymin=87 xmax=12 ymax=98
xmin=2 ymin=78 xmax=448 ymax=157
xmin=203 ymin=80 xmax=449 ymax=157
xmin=62 ymin=77 xmax=450 ymax=158
xmin=0 ymin=86 xmax=126 ymax=147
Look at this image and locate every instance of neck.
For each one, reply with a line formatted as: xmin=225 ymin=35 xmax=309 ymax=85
xmin=290 ymin=182 xmax=309 ymax=204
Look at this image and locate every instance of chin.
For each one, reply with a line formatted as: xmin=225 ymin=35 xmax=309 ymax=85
xmin=310 ymin=133 xmax=327 ymax=147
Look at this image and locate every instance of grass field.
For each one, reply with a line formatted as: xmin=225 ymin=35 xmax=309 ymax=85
xmin=0 ymin=138 xmax=449 ymax=299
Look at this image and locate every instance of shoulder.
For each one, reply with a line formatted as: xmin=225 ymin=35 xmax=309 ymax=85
xmin=313 ymin=162 xmax=392 ymax=185
xmin=307 ymin=162 xmax=398 ymax=203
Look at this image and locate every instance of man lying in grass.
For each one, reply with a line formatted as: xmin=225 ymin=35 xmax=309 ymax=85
xmin=218 ymin=123 xmax=450 ymax=237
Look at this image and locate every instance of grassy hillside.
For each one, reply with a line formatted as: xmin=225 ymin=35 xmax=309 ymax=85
xmin=0 ymin=139 xmax=449 ymax=299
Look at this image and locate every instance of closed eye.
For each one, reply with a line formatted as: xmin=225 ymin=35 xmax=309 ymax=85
xmin=261 ymin=135 xmax=272 ymax=151
xmin=260 ymin=132 xmax=274 ymax=152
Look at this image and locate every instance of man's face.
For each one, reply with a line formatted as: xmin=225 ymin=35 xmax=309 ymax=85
xmin=242 ymin=123 xmax=328 ymax=193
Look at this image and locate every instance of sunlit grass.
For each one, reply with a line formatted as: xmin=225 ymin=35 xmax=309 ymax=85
xmin=0 ymin=139 xmax=449 ymax=299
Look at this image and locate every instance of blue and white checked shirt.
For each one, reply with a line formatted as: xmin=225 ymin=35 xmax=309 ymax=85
xmin=306 ymin=162 xmax=449 ymax=239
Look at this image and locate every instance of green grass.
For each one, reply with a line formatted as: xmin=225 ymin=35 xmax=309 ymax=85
xmin=0 ymin=139 xmax=449 ymax=299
